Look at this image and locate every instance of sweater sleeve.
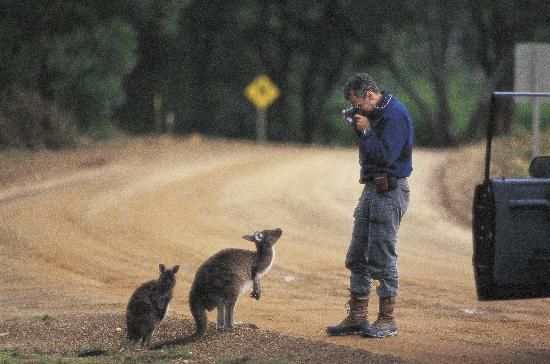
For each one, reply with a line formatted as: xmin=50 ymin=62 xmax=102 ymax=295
xmin=358 ymin=110 xmax=408 ymax=168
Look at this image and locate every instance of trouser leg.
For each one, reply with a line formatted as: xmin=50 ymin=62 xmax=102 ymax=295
xmin=363 ymin=179 xmax=409 ymax=338
xmin=346 ymin=187 xmax=373 ymax=295
xmin=364 ymin=180 xmax=408 ymax=298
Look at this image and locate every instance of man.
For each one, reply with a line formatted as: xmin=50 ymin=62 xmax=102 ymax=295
xmin=327 ymin=72 xmax=413 ymax=338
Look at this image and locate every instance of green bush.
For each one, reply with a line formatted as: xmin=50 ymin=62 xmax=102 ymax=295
xmin=47 ymin=17 xmax=137 ymax=133
xmin=0 ymin=88 xmax=78 ymax=149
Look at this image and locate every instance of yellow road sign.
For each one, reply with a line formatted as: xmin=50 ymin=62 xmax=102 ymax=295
xmin=244 ymin=74 xmax=280 ymax=110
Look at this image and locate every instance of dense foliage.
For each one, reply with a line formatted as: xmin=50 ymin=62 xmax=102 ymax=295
xmin=1 ymin=0 xmax=549 ymax=148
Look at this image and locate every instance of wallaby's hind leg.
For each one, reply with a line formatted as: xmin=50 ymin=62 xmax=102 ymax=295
xmin=217 ymin=303 xmax=228 ymax=330
xmin=226 ymin=298 xmax=258 ymax=330
xmin=216 ymin=299 xmax=238 ymax=331
xmin=226 ymin=299 xmax=236 ymax=329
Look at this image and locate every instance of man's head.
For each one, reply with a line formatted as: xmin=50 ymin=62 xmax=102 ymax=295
xmin=343 ymin=73 xmax=381 ymax=114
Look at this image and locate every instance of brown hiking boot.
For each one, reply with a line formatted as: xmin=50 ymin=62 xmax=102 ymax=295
xmin=362 ymin=297 xmax=397 ymax=338
xmin=326 ymin=293 xmax=369 ymax=336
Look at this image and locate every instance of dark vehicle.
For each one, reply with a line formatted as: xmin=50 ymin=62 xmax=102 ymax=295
xmin=473 ymin=92 xmax=550 ymax=300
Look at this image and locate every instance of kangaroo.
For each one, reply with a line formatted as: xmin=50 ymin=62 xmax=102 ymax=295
xmin=126 ymin=264 xmax=180 ymax=346
xmin=151 ymin=228 xmax=282 ymax=349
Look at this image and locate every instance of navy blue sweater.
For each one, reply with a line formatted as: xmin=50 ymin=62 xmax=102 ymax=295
xmin=358 ymin=93 xmax=413 ymax=180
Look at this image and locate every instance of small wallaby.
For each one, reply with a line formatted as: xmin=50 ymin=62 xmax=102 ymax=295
xmin=126 ymin=264 xmax=180 ymax=346
xmin=151 ymin=228 xmax=282 ymax=349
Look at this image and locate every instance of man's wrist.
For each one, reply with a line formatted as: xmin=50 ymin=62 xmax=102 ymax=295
xmin=362 ymin=128 xmax=372 ymax=135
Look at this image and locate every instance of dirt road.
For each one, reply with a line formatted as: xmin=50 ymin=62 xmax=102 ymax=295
xmin=0 ymin=136 xmax=549 ymax=363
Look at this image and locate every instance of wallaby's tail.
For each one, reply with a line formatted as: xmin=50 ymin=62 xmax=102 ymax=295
xmin=190 ymin=296 xmax=208 ymax=338
xmin=149 ymin=298 xmax=208 ymax=350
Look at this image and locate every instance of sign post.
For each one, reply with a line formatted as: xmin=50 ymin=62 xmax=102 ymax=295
xmin=153 ymin=93 xmax=162 ymax=133
xmin=514 ymin=43 xmax=550 ymax=157
xmin=244 ymin=74 xmax=280 ymax=142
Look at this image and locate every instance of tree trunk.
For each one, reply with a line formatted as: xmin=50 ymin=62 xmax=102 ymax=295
xmin=464 ymin=0 xmax=516 ymax=138
xmin=426 ymin=1 xmax=456 ymax=146
xmin=257 ymin=1 xmax=293 ymax=142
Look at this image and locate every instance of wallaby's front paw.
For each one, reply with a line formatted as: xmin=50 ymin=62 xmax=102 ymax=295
xmin=251 ymin=291 xmax=261 ymax=300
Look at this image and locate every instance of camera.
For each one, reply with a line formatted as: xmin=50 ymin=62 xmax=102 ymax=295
xmin=342 ymin=105 xmax=360 ymax=124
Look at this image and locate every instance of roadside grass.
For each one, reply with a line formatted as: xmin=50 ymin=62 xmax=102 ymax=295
xmin=0 ymin=345 xmax=193 ymax=363
xmin=116 ymin=345 xmax=193 ymax=363
xmin=0 ymin=348 xmax=65 ymax=364
xmin=216 ymin=358 xmax=290 ymax=364
xmin=0 ymin=347 xmax=291 ymax=363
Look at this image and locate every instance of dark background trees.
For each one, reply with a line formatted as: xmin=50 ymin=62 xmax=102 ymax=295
xmin=1 ymin=0 xmax=549 ymax=149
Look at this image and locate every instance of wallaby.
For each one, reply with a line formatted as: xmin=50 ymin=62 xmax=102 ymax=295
xmin=151 ymin=228 xmax=282 ymax=349
xmin=126 ymin=264 xmax=180 ymax=346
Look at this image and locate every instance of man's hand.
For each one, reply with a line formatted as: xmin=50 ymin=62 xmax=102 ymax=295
xmin=354 ymin=114 xmax=371 ymax=133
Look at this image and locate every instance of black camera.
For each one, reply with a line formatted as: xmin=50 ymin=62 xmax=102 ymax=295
xmin=342 ymin=105 xmax=360 ymax=124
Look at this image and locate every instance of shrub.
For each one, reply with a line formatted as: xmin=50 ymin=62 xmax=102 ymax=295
xmin=0 ymin=87 xmax=78 ymax=149
xmin=47 ymin=17 xmax=137 ymax=133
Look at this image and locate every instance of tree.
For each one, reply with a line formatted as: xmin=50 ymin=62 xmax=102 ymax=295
xmin=463 ymin=0 xmax=550 ymax=137
xmin=0 ymin=1 xmax=138 ymax=140
xmin=423 ymin=1 xmax=459 ymax=145
xmin=0 ymin=1 xmax=90 ymax=96
xmin=116 ymin=0 xmax=191 ymax=133
xmin=242 ymin=1 xmax=356 ymax=143
xmin=3 ymin=0 xmax=550 ymax=147
xmin=48 ymin=18 xmax=137 ymax=131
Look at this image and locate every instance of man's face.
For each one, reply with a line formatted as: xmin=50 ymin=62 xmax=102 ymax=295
xmin=347 ymin=91 xmax=376 ymax=113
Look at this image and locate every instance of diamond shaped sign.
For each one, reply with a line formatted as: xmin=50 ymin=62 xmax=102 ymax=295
xmin=244 ymin=74 xmax=280 ymax=110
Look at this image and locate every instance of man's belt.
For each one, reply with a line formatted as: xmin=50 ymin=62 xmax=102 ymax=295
xmin=359 ymin=172 xmax=398 ymax=192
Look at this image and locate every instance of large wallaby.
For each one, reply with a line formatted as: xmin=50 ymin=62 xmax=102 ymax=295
xmin=151 ymin=228 xmax=282 ymax=349
xmin=126 ymin=264 xmax=180 ymax=346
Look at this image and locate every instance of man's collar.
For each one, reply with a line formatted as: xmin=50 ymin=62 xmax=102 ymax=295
xmin=367 ymin=91 xmax=393 ymax=118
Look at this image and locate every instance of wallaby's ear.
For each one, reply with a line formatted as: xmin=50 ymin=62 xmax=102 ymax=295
xmin=172 ymin=265 xmax=180 ymax=274
xmin=159 ymin=264 xmax=166 ymax=273
xmin=242 ymin=234 xmax=255 ymax=242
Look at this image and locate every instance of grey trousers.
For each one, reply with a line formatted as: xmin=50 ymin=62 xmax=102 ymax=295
xmin=345 ymin=178 xmax=410 ymax=298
